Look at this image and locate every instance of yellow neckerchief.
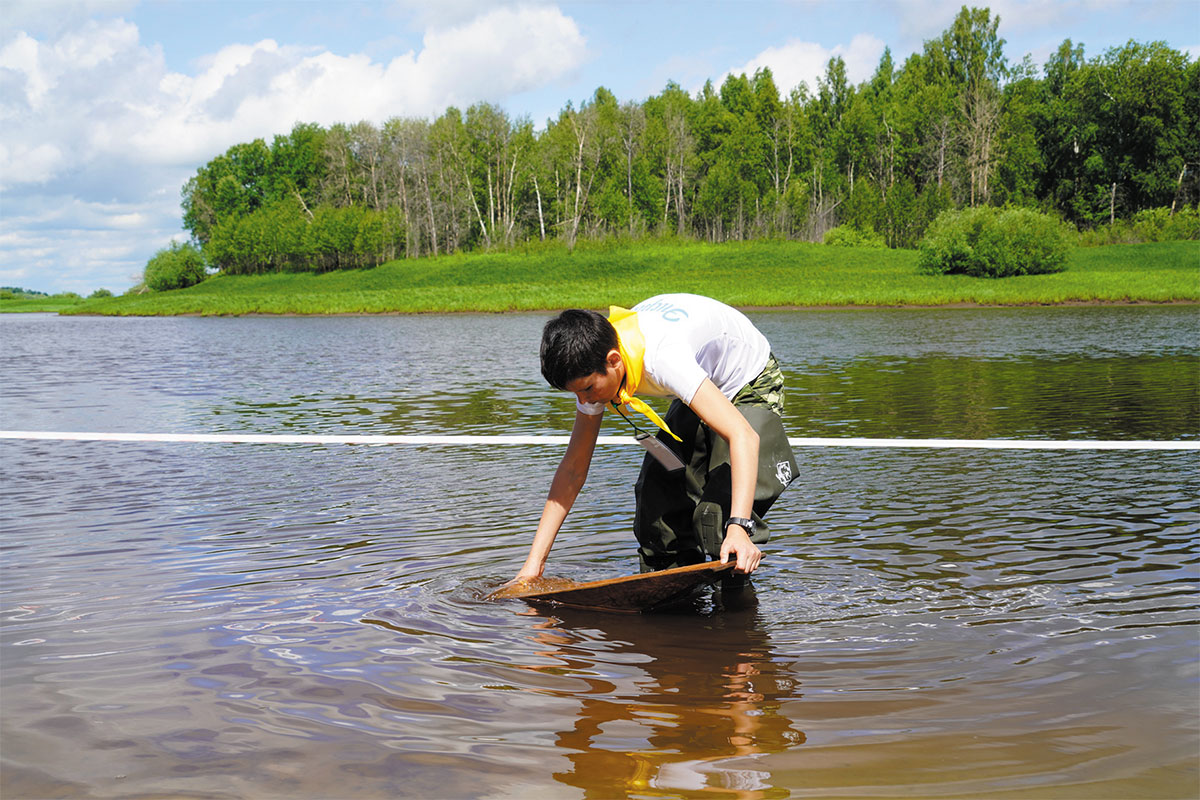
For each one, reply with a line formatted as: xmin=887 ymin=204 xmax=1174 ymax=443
xmin=608 ymin=306 xmax=681 ymax=441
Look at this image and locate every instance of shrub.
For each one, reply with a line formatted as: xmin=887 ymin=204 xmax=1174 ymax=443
xmin=918 ymin=207 xmax=1073 ymax=277
xmin=306 ymin=206 xmax=363 ymax=271
xmin=89 ymin=288 xmax=113 ymax=299
xmin=824 ymin=225 xmax=887 ymax=248
xmin=1077 ymin=206 xmax=1200 ymax=246
xmin=1154 ymin=206 xmax=1200 ymax=241
xmin=144 ymin=242 xmax=209 ymax=291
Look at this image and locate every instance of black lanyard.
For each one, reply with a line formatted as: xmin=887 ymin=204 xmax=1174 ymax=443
xmin=610 ymin=400 xmax=650 ymax=437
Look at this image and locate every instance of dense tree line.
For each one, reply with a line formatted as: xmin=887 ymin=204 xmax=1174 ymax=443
xmin=179 ymin=6 xmax=1199 ymax=276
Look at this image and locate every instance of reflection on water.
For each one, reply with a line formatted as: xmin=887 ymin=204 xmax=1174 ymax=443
xmin=787 ymin=352 xmax=1197 ymax=440
xmin=1 ymin=307 xmax=1198 ymax=799
xmin=525 ymin=598 xmax=803 ymax=800
xmin=2 ymin=307 xmax=1196 ymax=442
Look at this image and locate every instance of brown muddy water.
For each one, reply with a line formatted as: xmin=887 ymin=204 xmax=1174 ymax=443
xmin=1 ymin=307 xmax=1197 ymax=799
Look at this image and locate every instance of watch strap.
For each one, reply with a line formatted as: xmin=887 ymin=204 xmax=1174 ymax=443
xmin=725 ymin=516 xmax=756 ymax=534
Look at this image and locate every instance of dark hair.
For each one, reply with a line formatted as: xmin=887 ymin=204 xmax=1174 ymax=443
xmin=540 ymin=309 xmax=617 ymax=390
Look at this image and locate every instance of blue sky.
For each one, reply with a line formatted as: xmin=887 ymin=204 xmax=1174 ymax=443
xmin=2 ymin=0 xmax=1197 ymax=295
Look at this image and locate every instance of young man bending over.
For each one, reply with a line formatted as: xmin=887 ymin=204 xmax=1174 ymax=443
xmin=515 ymin=293 xmax=796 ymax=583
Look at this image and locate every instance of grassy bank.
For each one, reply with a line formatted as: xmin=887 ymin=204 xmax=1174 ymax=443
xmin=0 ymin=295 xmax=88 ymax=313
xmin=63 ymin=239 xmax=1200 ymax=316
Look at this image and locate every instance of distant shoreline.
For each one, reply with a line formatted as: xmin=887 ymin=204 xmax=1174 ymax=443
xmin=7 ymin=239 xmax=1196 ymax=317
xmin=6 ymin=298 xmax=1199 ymax=318
xmin=49 ymin=298 xmax=1197 ymax=319
xmin=175 ymin=298 xmax=1200 ymax=317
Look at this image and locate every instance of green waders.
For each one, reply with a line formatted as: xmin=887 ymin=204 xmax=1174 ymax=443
xmin=632 ymin=356 xmax=797 ymax=573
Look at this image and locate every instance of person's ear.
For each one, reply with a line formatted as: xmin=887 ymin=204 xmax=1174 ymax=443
xmin=606 ymin=349 xmax=622 ymax=369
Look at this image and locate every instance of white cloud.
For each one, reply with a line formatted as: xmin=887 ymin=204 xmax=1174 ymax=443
xmin=877 ymin=0 xmax=1139 ymax=62
xmin=122 ymin=4 xmax=584 ymax=164
xmin=417 ymin=6 xmax=587 ymax=107
xmin=882 ymin=0 xmax=969 ymax=47
xmin=0 ymin=222 xmax=174 ymax=294
xmin=0 ymin=4 xmax=587 ymax=292
xmin=1 ymin=0 xmax=138 ymax=37
xmin=715 ymin=33 xmax=887 ymax=96
xmin=3 ymin=6 xmax=586 ymax=182
xmin=0 ymin=142 xmax=65 ymax=184
xmin=393 ymin=0 xmax=554 ymax=31
xmin=0 ymin=194 xmax=186 ymax=293
xmin=865 ymin=0 xmax=1075 ymax=61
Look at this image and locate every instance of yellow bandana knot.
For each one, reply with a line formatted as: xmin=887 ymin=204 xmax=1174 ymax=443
xmin=607 ymin=306 xmax=681 ymax=441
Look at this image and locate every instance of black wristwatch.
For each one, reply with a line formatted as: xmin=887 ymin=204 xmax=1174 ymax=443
xmin=725 ymin=517 xmax=756 ymax=535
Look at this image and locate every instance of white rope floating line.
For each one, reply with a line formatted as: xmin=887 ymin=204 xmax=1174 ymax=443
xmin=1 ymin=431 xmax=1196 ymax=450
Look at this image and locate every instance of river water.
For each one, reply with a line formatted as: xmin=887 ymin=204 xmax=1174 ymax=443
xmin=1 ymin=307 xmax=1197 ymax=799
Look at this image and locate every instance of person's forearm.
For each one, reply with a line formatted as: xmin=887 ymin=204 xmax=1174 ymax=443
xmin=687 ymin=380 xmax=759 ymax=524
xmin=728 ymin=428 xmax=759 ymax=521
xmin=517 ymin=467 xmax=584 ymax=578
xmin=685 ymin=380 xmax=762 ymax=570
xmin=515 ymin=411 xmax=601 ymax=580
xmin=721 ymin=426 xmax=762 ymax=573
xmin=517 ymin=501 xmax=570 ymax=578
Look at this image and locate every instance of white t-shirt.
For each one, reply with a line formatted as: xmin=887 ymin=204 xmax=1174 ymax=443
xmin=577 ymin=293 xmax=771 ymax=416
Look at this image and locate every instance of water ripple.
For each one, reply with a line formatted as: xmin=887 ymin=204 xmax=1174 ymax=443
xmin=2 ymin=310 xmax=1197 ymax=798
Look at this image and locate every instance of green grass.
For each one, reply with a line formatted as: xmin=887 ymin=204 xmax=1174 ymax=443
xmin=62 ymin=239 xmax=1200 ymax=316
xmin=0 ymin=296 xmax=86 ymax=313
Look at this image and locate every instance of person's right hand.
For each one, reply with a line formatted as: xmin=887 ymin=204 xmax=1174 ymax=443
xmin=720 ymin=525 xmax=763 ymax=574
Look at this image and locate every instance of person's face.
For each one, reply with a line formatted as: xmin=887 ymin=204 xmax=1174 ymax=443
xmin=564 ymin=349 xmax=625 ymax=406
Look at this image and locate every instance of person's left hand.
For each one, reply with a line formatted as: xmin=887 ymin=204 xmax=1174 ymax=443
xmin=720 ymin=524 xmax=762 ymax=574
